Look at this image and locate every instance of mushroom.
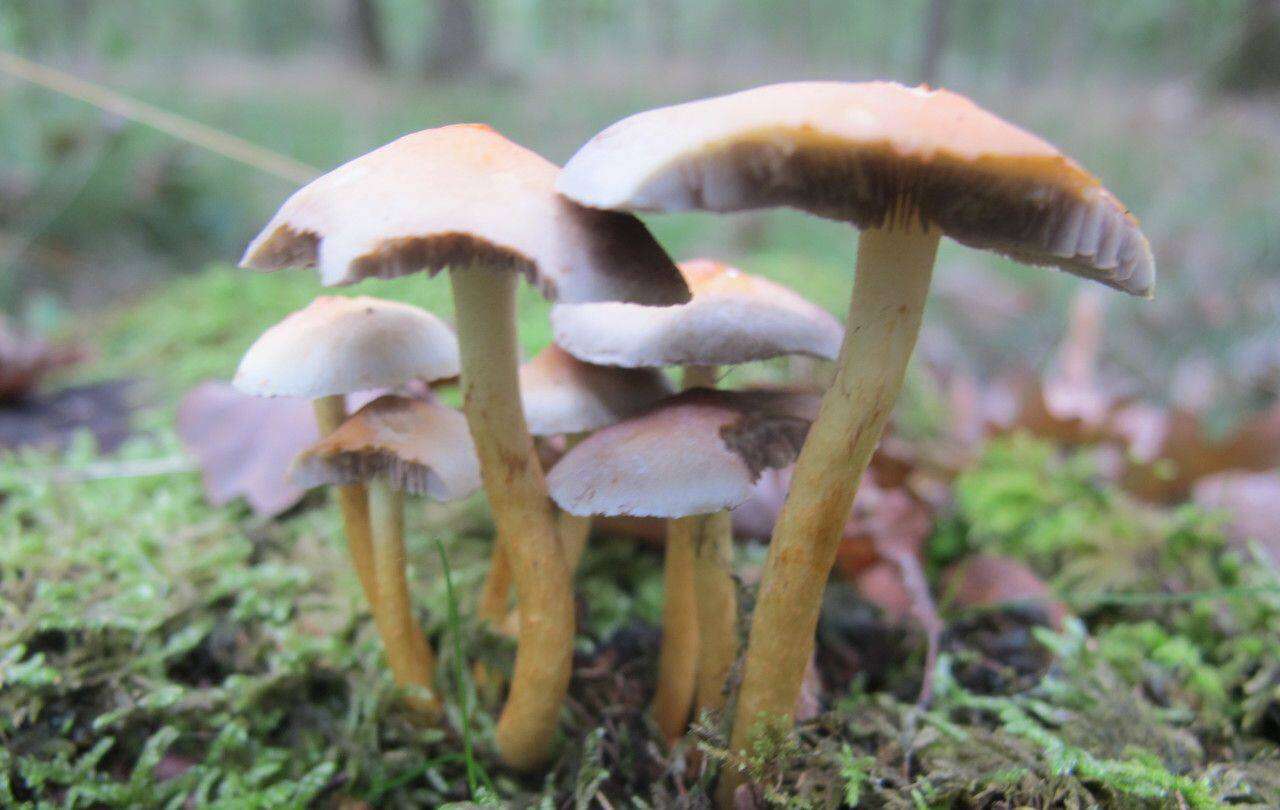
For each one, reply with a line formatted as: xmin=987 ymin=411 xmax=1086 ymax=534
xmin=292 ymin=395 xmax=481 ymax=716
xmin=551 ymin=258 xmax=843 ymax=370
xmin=477 ymin=343 xmax=674 ymax=631
xmin=234 ymin=295 xmax=460 ymax=613
xmin=551 ymin=258 xmax=841 ymax=737
xmin=547 ymin=389 xmax=817 ymax=740
xmin=240 ymin=124 xmax=687 ymax=770
xmin=555 ymin=81 xmax=1154 ymax=796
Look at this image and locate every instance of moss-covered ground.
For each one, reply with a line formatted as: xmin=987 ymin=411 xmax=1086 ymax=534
xmin=1 ymin=267 xmax=1276 ymax=808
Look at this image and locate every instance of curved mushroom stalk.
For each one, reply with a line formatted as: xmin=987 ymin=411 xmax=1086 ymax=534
xmin=476 ymin=498 xmax=592 ymax=647
xmin=476 ymin=540 xmax=513 ymax=632
xmin=312 ymin=395 xmax=378 ymax=608
xmin=367 ymin=479 xmax=441 ymax=717
xmin=720 ymin=224 xmax=939 ymax=801
xmin=238 ymin=296 xmax=461 ymax=619
xmin=651 ymin=515 xmax=699 ymax=741
xmin=692 ymin=509 xmax=737 ymax=718
xmin=451 ymin=267 xmax=574 ymax=772
xmin=557 ymin=510 xmax=593 ymax=572
xmin=546 ymin=388 xmax=817 ymax=744
xmin=555 ymin=81 xmax=1153 ymax=807
xmin=291 ymin=394 xmax=481 ymax=723
xmin=478 ymin=352 xmax=669 ymax=644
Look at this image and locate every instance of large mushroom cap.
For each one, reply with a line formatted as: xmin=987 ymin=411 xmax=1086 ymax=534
xmin=547 ymin=388 xmax=819 ymax=518
xmin=242 ymin=124 xmax=689 ymax=305
xmin=290 ymin=395 xmax=480 ymax=500
xmin=551 ymin=258 xmax=844 ymax=368
xmin=520 ymin=344 xmax=674 ymax=436
xmin=557 ymin=82 xmax=1154 ymax=297
xmin=234 ymin=296 xmax=460 ymax=399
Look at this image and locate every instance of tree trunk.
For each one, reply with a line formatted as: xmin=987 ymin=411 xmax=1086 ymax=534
xmin=347 ymin=0 xmax=387 ymax=69
xmin=426 ymin=0 xmax=485 ymax=79
xmin=919 ymin=0 xmax=951 ymax=85
xmin=1218 ymin=0 xmax=1280 ymax=94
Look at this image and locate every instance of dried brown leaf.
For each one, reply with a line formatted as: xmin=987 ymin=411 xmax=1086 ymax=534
xmin=176 ymin=381 xmax=318 ymax=517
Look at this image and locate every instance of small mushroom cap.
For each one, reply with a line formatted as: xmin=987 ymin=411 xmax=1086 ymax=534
xmin=520 ymin=344 xmax=675 ymax=436
xmin=558 ymin=82 xmax=1154 ymax=297
xmin=234 ymin=296 xmax=460 ymax=399
xmin=550 ymin=258 xmax=844 ymax=368
xmin=547 ymin=388 xmax=819 ymax=518
xmin=242 ymin=124 xmax=689 ymax=305
xmin=290 ymin=395 xmax=480 ymax=500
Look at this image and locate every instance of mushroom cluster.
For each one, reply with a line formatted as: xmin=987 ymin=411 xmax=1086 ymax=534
xmin=232 ymin=81 xmax=1152 ymax=801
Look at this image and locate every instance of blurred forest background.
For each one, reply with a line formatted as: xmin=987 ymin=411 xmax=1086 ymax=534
xmin=1 ymin=0 xmax=1278 ymax=417
xmin=3 ymin=3 xmax=1280 ymax=805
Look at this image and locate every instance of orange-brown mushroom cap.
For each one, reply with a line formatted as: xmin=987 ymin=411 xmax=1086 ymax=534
xmin=520 ymin=344 xmax=674 ymax=436
xmin=550 ymin=258 xmax=844 ymax=368
xmin=290 ymin=395 xmax=480 ymax=500
xmin=557 ymin=82 xmax=1154 ymax=296
xmin=547 ymin=389 xmax=818 ymax=518
xmin=242 ymin=124 xmax=689 ymax=305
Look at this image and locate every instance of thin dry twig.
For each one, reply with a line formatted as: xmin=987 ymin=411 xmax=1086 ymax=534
xmin=0 ymin=50 xmax=318 ymax=185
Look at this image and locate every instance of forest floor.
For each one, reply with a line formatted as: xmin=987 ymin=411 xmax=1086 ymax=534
xmin=1 ymin=266 xmax=1279 ymax=809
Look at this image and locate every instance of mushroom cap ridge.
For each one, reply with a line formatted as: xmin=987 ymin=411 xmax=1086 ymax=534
xmin=547 ymin=388 xmax=819 ymax=518
xmin=290 ymin=395 xmax=481 ymax=500
xmin=243 ymin=124 xmax=689 ymax=306
xmin=520 ymin=343 xmax=675 ymax=436
xmin=551 ymin=258 xmax=844 ymax=368
xmin=557 ymin=82 xmax=1154 ymax=297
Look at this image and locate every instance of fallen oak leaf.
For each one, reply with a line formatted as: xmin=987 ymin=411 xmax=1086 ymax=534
xmin=985 ymin=290 xmax=1128 ymax=448
xmin=1113 ymin=402 xmax=1280 ymax=503
xmin=0 ymin=379 xmax=132 ymax=452
xmin=176 ymin=380 xmax=438 ymax=518
xmin=1192 ymin=471 xmax=1280 ymax=565
xmin=176 ymin=381 xmax=316 ymax=518
xmin=0 ymin=317 xmax=84 ymax=403
xmin=940 ymin=553 xmax=1068 ymax=630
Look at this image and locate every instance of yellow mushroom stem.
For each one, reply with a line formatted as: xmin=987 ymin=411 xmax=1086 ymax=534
xmin=477 ymin=434 xmax=593 ymax=648
xmin=650 ymin=363 xmax=721 ymax=740
xmin=312 ymin=396 xmax=377 ymax=609
xmin=367 ymin=478 xmax=440 ymax=717
xmin=450 ymin=267 xmax=574 ymax=772
xmin=720 ymin=223 xmax=939 ymax=805
xmin=692 ymin=509 xmax=737 ymax=719
xmin=555 ymin=434 xmax=593 ymax=570
xmin=476 ymin=539 xmax=512 ymax=631
xmin=651 ymin=514 xmax=699 ymax=741
xmin=557 ymin=510 xmax=593 ymax=572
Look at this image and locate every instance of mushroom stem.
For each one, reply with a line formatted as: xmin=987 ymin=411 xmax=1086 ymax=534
xmin=476 ymin=539 xmax=512 ymax=631
xmin=312 ymin=396 xmax=378 ymax=610
xmin=650 ymin=362 xmax=720 ymax=739
xmin=721 ymin=224 xmax=939 ymax=804
xmin=677 ymin=364 xmax=739 ymax=722
xmin=692 ymin=509 xmax=737 ymax=718
xmin=683 ymin=364 xmax=718 ymax=389
xmin=479 ymin=436 xmax=592 ymax=639
xmin=450 ymin=267 xmax=574 ymax=772
xmin=367 ymin=478 xmax=440 ymax=717
xmin=651 ymin=514 xmax=699 ymax=741
xmin=557 ymin=510 xmax=592 ymax=574
xmin=556 ymin=433 xmax=592 ymax=572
